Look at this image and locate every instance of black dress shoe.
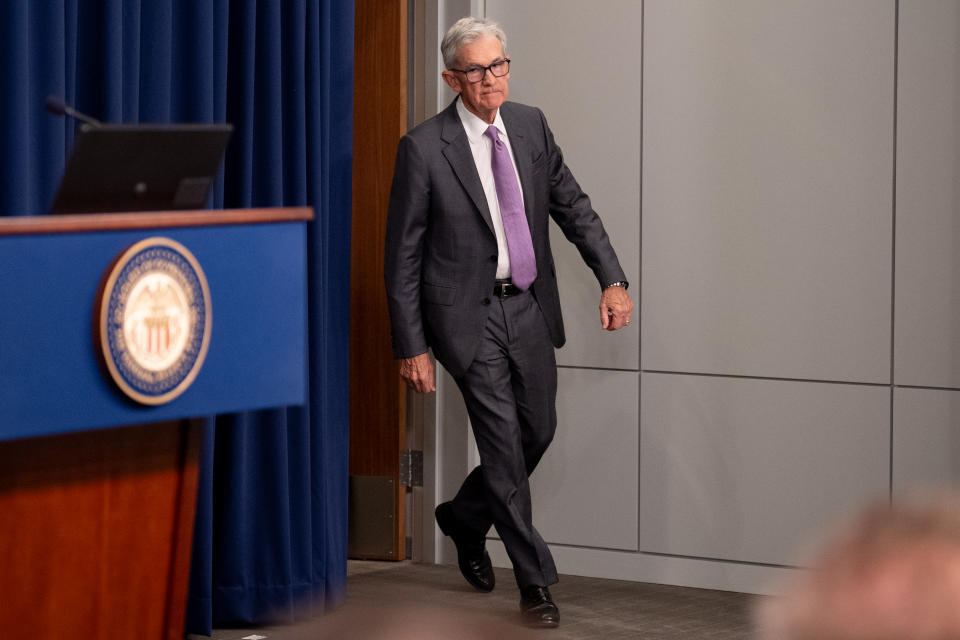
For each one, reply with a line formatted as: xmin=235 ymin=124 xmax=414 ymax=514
xmin=435 ymin=502 xmax=495 ymax=592
xmin=520 ymin=585 xmax=560 ymax=628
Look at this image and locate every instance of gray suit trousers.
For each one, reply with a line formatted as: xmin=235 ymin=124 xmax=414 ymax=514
xmin=449 ymin=289 xmax=559 ymax=589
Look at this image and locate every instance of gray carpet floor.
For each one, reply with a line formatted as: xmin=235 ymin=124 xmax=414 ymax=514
xmin=203 ymin=561 xmax=757 ymax=639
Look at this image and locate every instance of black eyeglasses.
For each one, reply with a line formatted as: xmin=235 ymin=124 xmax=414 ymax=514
xmin=448 ymin=58 xmax=511 ymax=83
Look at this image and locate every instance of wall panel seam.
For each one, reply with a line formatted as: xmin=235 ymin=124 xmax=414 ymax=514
xmin=888 ymin=0 xmax=899 ymax=501
xmin=640 ymin=369 xmax=891 ymax=388
xmin=638 ymin=0 xmax=645 ymax=557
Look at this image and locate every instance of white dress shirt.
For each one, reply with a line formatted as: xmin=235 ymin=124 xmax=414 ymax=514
xmin=456 ymin=98 xmax=526 ymax=281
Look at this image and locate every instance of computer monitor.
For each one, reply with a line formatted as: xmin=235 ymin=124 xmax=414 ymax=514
xmin=50 ymin=123 xmax=232 ymax=214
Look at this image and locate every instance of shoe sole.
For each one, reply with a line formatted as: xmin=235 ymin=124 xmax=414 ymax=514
xmin=521 ymin=616 xmax=560 ymax=628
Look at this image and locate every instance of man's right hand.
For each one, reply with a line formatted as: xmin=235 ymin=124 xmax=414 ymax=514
xmin=399 ymin=352 xmax=436 ymax=393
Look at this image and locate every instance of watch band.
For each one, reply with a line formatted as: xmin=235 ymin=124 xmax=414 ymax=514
xmin=604 ymin=280 xmax=629 ymax=290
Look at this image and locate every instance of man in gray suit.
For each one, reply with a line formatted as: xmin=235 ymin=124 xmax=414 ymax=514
xmin=384 ymin=16 xmax=633 ymax=628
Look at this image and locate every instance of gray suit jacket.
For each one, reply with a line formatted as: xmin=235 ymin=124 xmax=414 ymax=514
xmin=384 ymin=98 xmax=626 ymax=378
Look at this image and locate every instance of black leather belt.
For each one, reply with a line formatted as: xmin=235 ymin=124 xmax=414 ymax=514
xmin=493 ymin=281 xmax=523 ymax=297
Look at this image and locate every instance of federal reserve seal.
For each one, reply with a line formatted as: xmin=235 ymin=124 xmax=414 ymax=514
xmin=97 ymin=237 xmax=212 ymax=405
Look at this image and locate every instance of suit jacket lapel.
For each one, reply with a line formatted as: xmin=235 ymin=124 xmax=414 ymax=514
xmin=440 ymin=100 xmax=495 ymax=234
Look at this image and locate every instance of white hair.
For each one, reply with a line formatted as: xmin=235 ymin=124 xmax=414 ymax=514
xmin=441 ymin=17 xmax=507 ymax=69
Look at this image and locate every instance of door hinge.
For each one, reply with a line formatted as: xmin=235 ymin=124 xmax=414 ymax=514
xmin=399 ymin=449 xmax=423 ymax=487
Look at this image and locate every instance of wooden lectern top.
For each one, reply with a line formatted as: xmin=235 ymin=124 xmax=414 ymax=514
xmin=0 ymin=206 xmax=313 ymax=236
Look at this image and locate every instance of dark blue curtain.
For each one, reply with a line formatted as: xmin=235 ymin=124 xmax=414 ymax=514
xmin=0 ymin=1 xmax=353 ymax=635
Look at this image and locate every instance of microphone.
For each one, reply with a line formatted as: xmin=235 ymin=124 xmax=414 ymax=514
xmin=45 ymin=95 xmax=103 ymax=127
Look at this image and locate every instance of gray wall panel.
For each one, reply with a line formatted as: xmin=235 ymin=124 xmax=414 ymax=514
xmin=640 ymin=374 xmax=889 ymax=566
xmin=894 ymin=0 xmax=960 ymax=388
xmin=893 ymin=388 xmax=960 ymax=495
xmin=530 ymin=368 xmax=639 ymax=551
xmin=642 ymin=1 xmax=893 ymax=383
xmin=487 ymin=0 xmax=641 ymax=370
xmin=424 ymin=0 xmax=952 ymax=594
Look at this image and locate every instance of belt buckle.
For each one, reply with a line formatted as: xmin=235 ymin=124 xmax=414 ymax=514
xmin=495 ymin=281 xmax=510 ymax=298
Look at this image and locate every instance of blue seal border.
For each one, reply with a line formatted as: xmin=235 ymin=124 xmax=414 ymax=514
xmin=98 ymin=237 xmax=212 ymax=405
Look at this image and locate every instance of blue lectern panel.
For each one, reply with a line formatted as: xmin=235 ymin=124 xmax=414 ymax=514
xmin=0 ymin=222 xmax=307 ymax=440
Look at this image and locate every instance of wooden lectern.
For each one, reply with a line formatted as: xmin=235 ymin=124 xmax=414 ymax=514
xmin=0 ymin=208 xmax=312 ymax=639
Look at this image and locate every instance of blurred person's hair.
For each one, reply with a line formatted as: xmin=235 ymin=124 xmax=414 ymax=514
xmin=757 ymin=496 xmax=960 ymax=640
xmin=305 ymin=601 xmax=541 ymax=639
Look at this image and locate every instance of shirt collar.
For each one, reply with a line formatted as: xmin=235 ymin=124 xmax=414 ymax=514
xmin=456 ymin=97 xmax=506 ymax=143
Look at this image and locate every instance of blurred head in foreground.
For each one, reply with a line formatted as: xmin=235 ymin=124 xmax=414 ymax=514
xmin=304 ymin=602 xmax=541 ymax=639
xmin=757 ymin=497 xmax=960 ymax=640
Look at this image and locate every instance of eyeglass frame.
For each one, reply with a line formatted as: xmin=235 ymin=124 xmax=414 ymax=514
xmin=447 ymin=58 xmax=511 ymax=83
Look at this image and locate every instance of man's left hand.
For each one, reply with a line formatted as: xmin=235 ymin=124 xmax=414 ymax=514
xmin=600 ymin=285 xmax=634 ymax=331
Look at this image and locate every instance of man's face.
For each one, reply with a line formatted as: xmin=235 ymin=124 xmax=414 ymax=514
xmin=442 ymin=34 xmax=510 ymax=123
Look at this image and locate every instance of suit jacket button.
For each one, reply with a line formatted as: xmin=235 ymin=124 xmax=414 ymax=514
xmin=489 ymin=255 xmax=497 ymax=262
xmin=482 ymin=297 xmax=491 ymax=306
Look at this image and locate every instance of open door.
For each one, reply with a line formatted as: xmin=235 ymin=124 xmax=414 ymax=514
xmin=349 ymin=0 xmax=408 ymax=560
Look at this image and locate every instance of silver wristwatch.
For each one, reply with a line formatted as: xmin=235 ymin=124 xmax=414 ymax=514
xmin=604 ymin=280 xmax=629 ymax=290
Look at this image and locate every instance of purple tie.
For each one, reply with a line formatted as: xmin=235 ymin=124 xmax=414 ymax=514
xmin=485 ymin=125 xmax=537 ymax=290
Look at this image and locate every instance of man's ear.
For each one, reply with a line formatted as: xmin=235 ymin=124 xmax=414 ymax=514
xmin=441 ymin=70 xmax=461 ymax=93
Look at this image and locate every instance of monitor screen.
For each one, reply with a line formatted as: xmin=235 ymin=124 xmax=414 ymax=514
xmin=50 ymin=123 xmax=232 ymax=214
